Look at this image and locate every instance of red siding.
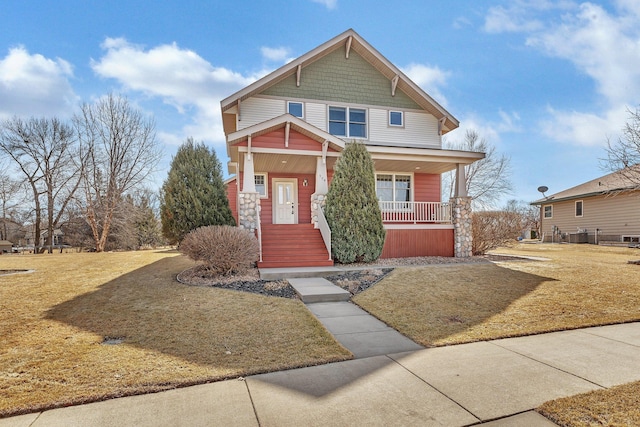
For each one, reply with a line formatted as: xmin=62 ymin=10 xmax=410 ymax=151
xmin=226 ymin=178 xmax=238 ymax=224
xmin=235 ymin=129 xmax=338 ymax=151
xmin=381 ymin=228 xmax=454 ymax=258
xmin=414 ymin=173 xmax=441 ymax=202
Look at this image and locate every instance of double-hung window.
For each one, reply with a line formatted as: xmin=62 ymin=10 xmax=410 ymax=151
xmin=328 ymin=106 xmax=367 ymax=138
xmin=575 ymin=200 xmax=583 ymax=217
xmin=376 ymin=174 xmax=411 ymax=209
xmin=543 ymin=205 xmax=553 ymax=219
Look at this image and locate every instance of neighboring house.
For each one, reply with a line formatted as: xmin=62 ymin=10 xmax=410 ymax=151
xmin=0 ymin=240 xmax=12 ymax=253
xmin=221 ymin=29 xmax=484 ymax=267
xmin=531 ymin=167 xmax=640 ymax=245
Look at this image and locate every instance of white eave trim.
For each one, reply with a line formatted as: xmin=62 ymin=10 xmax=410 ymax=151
xmin=367 ymin=146 xmax=485 ymax=164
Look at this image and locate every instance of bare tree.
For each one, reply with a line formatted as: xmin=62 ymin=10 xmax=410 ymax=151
xmin=0 ymin=117 xmax=80 ymax=253
xmin=605 ymin=107 xmax=640 ymax=187
xmin=0 ymin=170 xmax=26 ymax=241
xmin=444 ymin=130 xmax=513 ymax=210
xmin=74 ymin=94 xmax=162 ymax=252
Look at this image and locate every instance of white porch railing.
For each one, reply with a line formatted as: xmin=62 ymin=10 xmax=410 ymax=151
xmin=317 ymin=206 xmax=332 ymax=260
xmin=256 ymin=204 xmax=262 ymax=262
xmin=379 ymin=201 xmax=451 ymax=223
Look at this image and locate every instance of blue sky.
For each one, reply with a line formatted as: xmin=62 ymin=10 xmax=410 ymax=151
xmin=1 ymin=0 xmax=639 ymax=205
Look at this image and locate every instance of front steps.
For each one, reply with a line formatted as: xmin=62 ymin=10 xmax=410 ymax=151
xmin=258 ymin=223 xmax=333 ymax=268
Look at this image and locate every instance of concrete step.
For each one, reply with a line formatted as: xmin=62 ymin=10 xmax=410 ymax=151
xmin=287 ymin=277 xmax=351 ymax=303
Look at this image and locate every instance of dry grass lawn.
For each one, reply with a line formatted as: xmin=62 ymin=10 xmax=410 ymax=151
xmin=0 ymin=250 xmax=350 ymax=418
xmin=354 ymin=243 xmax=640 ymax=346
xmin=354 ymin=243 xmax=640 ymax=426
xmin=539 ymin=381 xmax=640 ymax=427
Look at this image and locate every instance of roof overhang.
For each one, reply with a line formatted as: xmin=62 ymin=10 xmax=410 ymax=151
xmin=220 ymin=29 xmax=459 ymax=135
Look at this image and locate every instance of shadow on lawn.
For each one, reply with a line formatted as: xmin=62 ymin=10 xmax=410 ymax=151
xmin=355 ymin=262 xmax=560 ymax=347
xmin=45 ymin=256 xmax=341 ymax=370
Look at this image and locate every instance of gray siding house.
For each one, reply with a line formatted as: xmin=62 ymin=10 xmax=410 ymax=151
xmin=532 ymin=167 xmax=640 ymax=244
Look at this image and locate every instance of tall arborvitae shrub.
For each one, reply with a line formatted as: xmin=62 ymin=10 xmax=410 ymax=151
xmin=324 ymin=141 xmax=386 ymax=263
xmin=160 ymin=138 xmax=235 ymax=244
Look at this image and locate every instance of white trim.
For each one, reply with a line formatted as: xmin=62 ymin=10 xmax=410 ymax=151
xmin=327 ymin=105 xmax=368 ymax=139
xmin=272 ymin=178 xmax=298 ymax=224
xmin=238 ymin=146 xmax=341 ymax=157
xmin=287 ymin=101 xmax=304 ymax=119
xmin=388 ymin=110 xmax=404 ymax=127
xmin=384 ymin=224 xmax=453 ymax=230
xmin=254 ymin=173 xmax=268 ymax=198
xmin=575 ymin=200 xmax=583 ymax=217
xmin=375 ymin=172 xmax=414 ymax=203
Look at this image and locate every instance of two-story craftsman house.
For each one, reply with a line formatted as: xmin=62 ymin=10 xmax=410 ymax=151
xmin=221 ymin=29 xmax=483 ymax=268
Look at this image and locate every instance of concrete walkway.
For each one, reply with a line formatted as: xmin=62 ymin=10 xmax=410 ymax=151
xmin=288 ymin=276 xmax=424 ymax=358
xmin=3 ymin=322 xmax=640 ymax=427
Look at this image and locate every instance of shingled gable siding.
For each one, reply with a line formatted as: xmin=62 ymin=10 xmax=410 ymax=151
xmin=261 ymin=47 xmax=421 ymax=110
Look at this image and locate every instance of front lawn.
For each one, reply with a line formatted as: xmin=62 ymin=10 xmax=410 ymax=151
xmin=354 ymin=243 xmax=640 ymax=346
xmin=0 ymin=250 xmax=350 ymax=418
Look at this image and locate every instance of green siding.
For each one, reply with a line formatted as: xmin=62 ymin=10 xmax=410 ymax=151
xmin=262 ymin=47 xmax=422 ymax=110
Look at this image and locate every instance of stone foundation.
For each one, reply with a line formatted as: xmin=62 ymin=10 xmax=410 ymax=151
xmin=451 ymin=196 xmax=472 ymax=258
xmin=238 ymin=192 xmax=260 ymax=232
xmin=311 ymin=193 xmax=326 ymax=227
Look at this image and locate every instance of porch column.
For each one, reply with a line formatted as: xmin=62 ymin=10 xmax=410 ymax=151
xmin=311 ymin=157 xmax=329 ymax=227
xmin=454 ymin=163 xmax=467 ymax=197
xmin=239 ymin=153 xmax=260 ymax=232
xmin=451 ymin=196 xmax=473 ymax=258
xmin=242 ymin=153 xmax=256 ymax=193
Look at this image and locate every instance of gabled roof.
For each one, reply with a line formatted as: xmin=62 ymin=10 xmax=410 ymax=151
xmin=531 ymin=165 xmax=640 ymax=205
xmin=220 ymin=29 xmax=458 ymax=133
xmin=226 ymin=114 xmax=345 ymax=152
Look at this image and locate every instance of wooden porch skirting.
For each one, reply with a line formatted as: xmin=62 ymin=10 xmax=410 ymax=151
xmin=381 ymin=224 xmax=454 ymax=258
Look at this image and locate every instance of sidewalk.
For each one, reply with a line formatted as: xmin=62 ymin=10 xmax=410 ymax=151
xmin=2 ymin=322 xmax=639 ymax=427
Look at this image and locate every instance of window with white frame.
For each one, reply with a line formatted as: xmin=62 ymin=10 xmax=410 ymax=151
xmin=575 ymin=200 xmax=583 ymax=217
xmin=328 ymin=106 xmax=367 ymax=138
xmin=287 ymin=101 xmax=303 ymax=118
xmin=376 ymin=174 xmax=411 ymax=205
xmin=389 ymin=111 xmax=403 ymax=127
xmin=543 ymin=205 xmax=553 ymax=219
xmin=254 ymin=174 xmax=267 ymax=197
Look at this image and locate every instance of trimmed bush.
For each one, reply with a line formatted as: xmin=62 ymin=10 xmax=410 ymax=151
xmin=180 ymin=225 xmax=259 ymax=275
xmin=324 ymin=141 xmax=386 ymax=263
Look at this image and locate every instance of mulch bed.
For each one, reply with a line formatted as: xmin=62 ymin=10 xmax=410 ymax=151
xmin=176 ymin=254 xmax=529 ymax=299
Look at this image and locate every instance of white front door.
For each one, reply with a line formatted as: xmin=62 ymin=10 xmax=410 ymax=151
xmin=273 ymin=180 xmax=297 ymax=224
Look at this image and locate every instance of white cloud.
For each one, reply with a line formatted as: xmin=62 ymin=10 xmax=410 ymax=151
xmin=540 ymin=106 xmax=626 ymax=147
xmin=0 ymin=46 xmax=78 ymax=119
xmin=445 ymin=110 xmax=521 ymax=147
xmin=483 ymin=1 xmax=640 ymax=147
xmin=311 ymin=0 xmax=337 ymax=10
xmin=261 ymin=46 xmax=292 ymax=63
xmin=91 ymin=38 xmax=260 ymax=148
xmin=401 ymin=63 xmax=451 ymax=107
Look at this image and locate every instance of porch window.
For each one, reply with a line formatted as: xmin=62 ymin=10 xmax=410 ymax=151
xmin=543 ymin=205 xmax=552 ymax=219
xmin=575 ymin=200 xmax=583 ymax=217
xmin=255 ymin=174 xmax=267 ymax=197
xmin=329 ymin=106 xmax=367 ymax=138
xmin=376 ymin=174 xmax=411 ymax=203
xmin=287 ymin=101 xmax=303 ymax=118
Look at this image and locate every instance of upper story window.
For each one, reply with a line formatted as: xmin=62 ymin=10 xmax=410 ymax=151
xmin=255 ymin=174 xmax=267 ymax=197
xmin=543 ymin=205 xmax=553 ymax=219
xmin=287 ymin=101 xmax=304 ymax=118
xmin=575 ymin=200 xmax=583 ymax=217
xmin=376 ymin=174 xmax=411 ymax=203
xmin=389 ymin=111 xmax=404 ymax=127
xmin=329 ymin=106 xmax=367 ymax=138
